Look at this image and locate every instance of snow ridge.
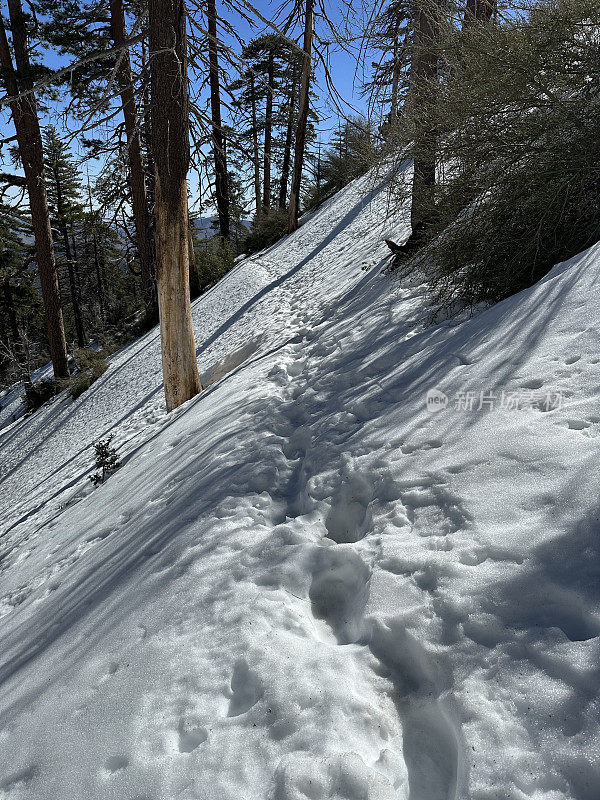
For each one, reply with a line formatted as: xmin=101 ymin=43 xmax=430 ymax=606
xmin=1 ymin=167 xmax=600 ymax=800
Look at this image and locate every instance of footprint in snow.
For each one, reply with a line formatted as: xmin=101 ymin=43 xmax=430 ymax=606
xmin=308 ymin=545 xmax=371 ymax=645
xmin=177 ymin=717 xmax=208 ymax=753
xmin=227 ymin=658 xmax=263 ymax=716
xmin=104 ymin=755 xmax=129 ymax=774
xmin=325 ymin=471 xmax=373 ymax=544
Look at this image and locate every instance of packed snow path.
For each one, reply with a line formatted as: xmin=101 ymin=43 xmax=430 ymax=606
xmin=1 ymin=166 xmax=599 ymax=800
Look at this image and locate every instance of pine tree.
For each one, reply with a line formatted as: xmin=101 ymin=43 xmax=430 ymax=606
xmin=241 ymin=35 xmax=288 ymax=213
xmin=39 ymin=0 xmax=157 ymax=322
xmin=43 ymin=126 xmax=86 ymax=348
xmin=89 ymin=435 xmax=121 ymax=485
xmin=278 ymin=60 xmax=299 ymax=210
xmin=0 ymin=0 xmax=69 ymax=380
xmin=304 ymin=118 xmax=377 ymax=209
xmin=0 ymin=201 xmax=44 ymax=386
xmin=363 ymin=1 xmax=411 ymax=132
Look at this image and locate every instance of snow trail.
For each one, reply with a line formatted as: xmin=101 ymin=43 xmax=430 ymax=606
xmin=1 ymin=165 xmax=600 ymax=799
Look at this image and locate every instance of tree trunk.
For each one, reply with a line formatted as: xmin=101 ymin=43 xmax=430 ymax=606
xmin=69 ymin=228 xmax=86 ymax=344
xmin=51 ymin=166 xmax=86 ymax=347
xmin=250 ymin=72 xmax=262 ymax=219
xmin=409 ymin=0 xmax=441 ymax=230
xmin=109 ymin=0 xmax=156 ymax=316
xmin=278 ymin=67 xmax=297 ymax=210
xmin=149 ymin=0 xmax=201 ymax=412
xmin=288 ymin=0 xmax=314 ymax=233
xmin=188 ymin=225 xmax=201 ymax=299
xmin=0 ymin=3 xmax=69 ymax=380
xmin=206 ymin=0 xmax=230 ymax=242
xmin=390 ymin=30 xmax=400 ymax=124
xmin=63 ymin=225 xmax=85 ymax=347
xmin=263 ymin=47 xmax=274 ymax=212
xmin=2 ymin=274 xmax=31 ymax=384
xmin=316 ymin=140 xmax=321 ymax=193
xmin=92 ymin=226 xmax=105 ymax=322
xmin=3 ymin=275 xmax=21 ymax=348
xmin=87 ymin=182 xmax=105 ymax=321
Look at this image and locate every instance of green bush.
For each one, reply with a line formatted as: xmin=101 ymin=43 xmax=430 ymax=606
xmin=191 ymin=249 xmax=234 ymax=297
xmin=89 ymin=434 xmax=121 ymax=486
xmin=399 ymin=0 xmax=600 ymax=313
xmin=23 ymin=378 xmax=58 ymax=412
xmin=70 ymin=348 xmax=109 ymax=400
xmin=243 ymin=209 xmax=289 ymax=254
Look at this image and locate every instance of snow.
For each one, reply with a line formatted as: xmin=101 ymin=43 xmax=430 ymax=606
xmin=1 ymin=166 xmax=600 ymax=800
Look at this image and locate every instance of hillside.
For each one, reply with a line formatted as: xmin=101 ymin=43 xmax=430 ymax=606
xmin=1 ymin=168 xmax=599 ymax=800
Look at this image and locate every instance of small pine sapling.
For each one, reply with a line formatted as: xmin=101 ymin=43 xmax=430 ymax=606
xmin=89 ymin=435 xmax=121 ymax=486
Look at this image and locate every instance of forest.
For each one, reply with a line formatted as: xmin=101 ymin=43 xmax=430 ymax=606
xmin=1 ymin=2 xmax=600 ymax=798
xmin=1 ymin=0 xmax=598 ymax=412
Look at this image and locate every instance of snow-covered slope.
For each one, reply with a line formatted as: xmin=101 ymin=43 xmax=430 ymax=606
xmin=1 ymin=167 xmax=599 ymax=800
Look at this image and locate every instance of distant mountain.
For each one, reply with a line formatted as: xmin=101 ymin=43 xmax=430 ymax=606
xmin=192 ymin=216 xmax=251 ymax=240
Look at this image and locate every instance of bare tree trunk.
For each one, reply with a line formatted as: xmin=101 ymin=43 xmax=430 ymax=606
xmin=249 ymin=72 xmax=262 ymax=219
xmin=390 ymin=30 xmax=400 ymax=124
xmin=3 ymin=275 xmax=21 ymax=348
xmin=278 ymin=67 xmax=297 ymax=210
xmin=206 ymin=0 xmax=230 ymax=242
xmin=87 ymin=181 xmax=105 ymax=322
xmin=51 ymin=166 xmax=86 ymax=347
xmin=188 ymin=225 xmax=201 ymax=299
xmin=149 ymin=0 xmax=201 ymax=412
xmin=63 ymin=227 xmax=85 ymax=347
xmin=69 ymin=228 xmax=86 ymax=341
xmin=0 ymin=3 xmax=69 ymax=380
xmin=109 ymin=0 xmax=156 ymax=316
xmin=263 ymin=47 xmax=274 ymax=212
xmin=409 ymin=0 xmax=442 ymax=230
xmin=92 ymin=227 xmax=105 ymax=322
xmin=288 ymin=0 xmax=314 ymax=233
xmin=316 ymin=139 xmax=321 ymax=193
xmin=2 ymin=274 xmax=30 ymax=384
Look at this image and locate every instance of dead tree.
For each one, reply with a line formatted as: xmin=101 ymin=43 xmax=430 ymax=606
xmin=109 ymin=0 xmax=156 ymax=317
xmin=288 ymin=0 xmax=314 ymax=233
xmin=149 ymin=0 xmax=202 ymax=411
xmin=206 ymin=0 xmax=230 ymax=242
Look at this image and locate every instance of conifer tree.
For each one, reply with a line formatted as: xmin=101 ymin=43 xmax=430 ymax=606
xmin=43 ymin=127 xmax=86 ymax=348
xmin=0 ymin=0 xmax=69 ymax=379
xmin=0 ymin=201 xmax=44 ymax=385
xmin=363 ymin=1 xmax=411 ymax=131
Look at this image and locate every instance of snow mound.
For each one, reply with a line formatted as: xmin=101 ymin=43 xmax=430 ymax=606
xmin=1 ymin=167 xmax=599 ymax=800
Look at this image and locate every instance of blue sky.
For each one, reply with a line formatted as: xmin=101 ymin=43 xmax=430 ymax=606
xmin=0 ymin=0 xmax=374 ymax=214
